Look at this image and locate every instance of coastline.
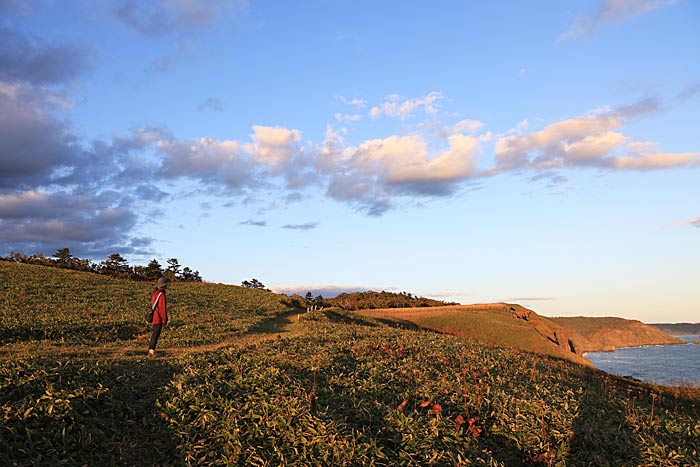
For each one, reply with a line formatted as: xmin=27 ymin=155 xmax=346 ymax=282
xmin=584 ymin=335 xmax=700 ymax=387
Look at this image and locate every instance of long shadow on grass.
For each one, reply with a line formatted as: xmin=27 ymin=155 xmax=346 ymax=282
xmin=0 ymin=322 xmax=143 ymax=345
xmin=1 ymin=356 xmax=182 ymax=466
xmin=248 ymin=309 xmax=303 ymax=334
xmin=322 ymin=309 xmax=379 ymax=327
xmin=566 ymin=374 xmax=642 ymax=466
xmin=372 ymin=317 xmax=421 ymax=331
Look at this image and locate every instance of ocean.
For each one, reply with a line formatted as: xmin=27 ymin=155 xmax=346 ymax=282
xmin=584 ymin=336 xmax=700 ymax=387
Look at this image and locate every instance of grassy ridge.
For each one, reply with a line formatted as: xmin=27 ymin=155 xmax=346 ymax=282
xmin=1 ymin=263 xmax=699 ymax=465
xmin=0 ymin=261 xmax=293 ymax=347
xmin=359 ymin=305 xmax=591 ymax=366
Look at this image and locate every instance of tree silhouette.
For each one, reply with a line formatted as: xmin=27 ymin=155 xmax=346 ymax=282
xmin=167 ymin=258 xmax=181 ymax=276
xmin=2 ymin=250 xmax=204 ymax=282
xmin=143 ymin=259 xmax=163 ymax=281
xmin=242 ymin=278 xmax=266 ymax=290
xmin=101 ymin=253 xmax=130 ymax=277
xmin=52 ymin=248 xmax=72 ymax=264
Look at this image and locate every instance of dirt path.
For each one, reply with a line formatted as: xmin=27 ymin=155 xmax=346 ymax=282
xmin=0 ymin=309 xmax=308 ymax=361
xmin=154 ymin=309 xmax=308 ymax=358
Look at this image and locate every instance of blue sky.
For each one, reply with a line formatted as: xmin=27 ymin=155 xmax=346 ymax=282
xmin=1 ymin=0 xmax=698 ymax=322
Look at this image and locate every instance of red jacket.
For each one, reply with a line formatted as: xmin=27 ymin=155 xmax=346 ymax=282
xmin=151 ymin=288 xmax=167 ymax=325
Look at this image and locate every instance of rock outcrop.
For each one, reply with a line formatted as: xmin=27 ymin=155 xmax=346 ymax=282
xmin=551 ymin=316 xmax=685 ymax=352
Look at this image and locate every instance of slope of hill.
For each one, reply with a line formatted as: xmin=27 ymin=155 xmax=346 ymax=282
xmin=551 ymin=316 xmax=685 ymax=352
xmin=0 ymin=260 xmax=294 ymax=347
xmin=326 ymin=290 xmax=456 ymax=310
xmin=650 ymin=323 xmax=700 ymax=336
xmin=1 ymin=263 xmax=699 ymax=465
xmin=358 ymin=303 xmax=593 ymax=366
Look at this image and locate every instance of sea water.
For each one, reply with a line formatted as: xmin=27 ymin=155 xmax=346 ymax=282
xmin=584 ymin=336 xmax=700 ymax=387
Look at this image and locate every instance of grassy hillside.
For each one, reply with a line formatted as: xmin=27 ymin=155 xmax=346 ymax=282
xmin=326 ymin=290 xmax=455 ymax=310
xmin=552 ymin=316 xmax=685 ymax=352
xmin=358 ymin=304 xmax=592 ymax=366
xmin=0 ymin=261 xmax=294 ymax=347
xmin=1 ymin=263 xmax=699 ymax=465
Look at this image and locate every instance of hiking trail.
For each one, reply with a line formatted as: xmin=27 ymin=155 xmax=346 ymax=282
xmin=1 ymin=309 xmax=308 ymax=361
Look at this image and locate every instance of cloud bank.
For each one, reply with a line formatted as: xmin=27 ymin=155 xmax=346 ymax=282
xmin=0 ymin=25 xmax=154 ymax=257
xmin=1 ymin=14 xmax=697 ymax=258
xmin=270 ymin=284 xmax=389 ymax=298
xmin=493 ymin=106 xmax=699 ymax=174
xmin=4 ymin=85 xmax=698 ymax=256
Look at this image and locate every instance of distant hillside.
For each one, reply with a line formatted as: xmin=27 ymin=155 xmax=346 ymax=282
xmin=359 ymin=304 xmax=687 ymax=364
xmin=650 ymin=323 xmax=700 ymax=336
xmin=551 ymin=316 xmax=684 ymax=352
xmin=326 ymin=290 xmax=456 ymax=310
xmin=358 ymin=303 xmax=593 ymax=366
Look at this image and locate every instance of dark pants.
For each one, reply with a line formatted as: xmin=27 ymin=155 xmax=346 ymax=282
xmin=149 ymin=324 xmax=163 ymax=350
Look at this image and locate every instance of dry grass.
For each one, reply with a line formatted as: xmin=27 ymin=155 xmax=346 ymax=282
xmin=358 ymin=304 xmax=591 ymax=365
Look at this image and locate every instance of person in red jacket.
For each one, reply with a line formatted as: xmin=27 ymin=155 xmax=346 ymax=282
xmin=148 ymin=276 xmax=171 ymax=356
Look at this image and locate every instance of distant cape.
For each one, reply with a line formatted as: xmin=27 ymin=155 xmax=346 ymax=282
xmin=649 ymin=323 xmax=700 ymax=336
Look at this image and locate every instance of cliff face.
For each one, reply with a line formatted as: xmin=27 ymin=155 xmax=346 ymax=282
xmin=360 ymin=304 xmax=684 ymax=365
xmin=507 ymin=304 xmax=591 ymax=356
xmin=551 ymin=316 xmax=685 ymax=352
xmin=507 ymin=306 xmax=686 ymax=356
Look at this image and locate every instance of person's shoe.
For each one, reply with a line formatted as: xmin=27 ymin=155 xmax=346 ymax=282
xmin=148 ymin=349 xmax=155 ymax=356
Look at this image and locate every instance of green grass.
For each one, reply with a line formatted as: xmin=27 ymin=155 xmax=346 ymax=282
xmin=1 ymin=263 xmax=699 ymax=466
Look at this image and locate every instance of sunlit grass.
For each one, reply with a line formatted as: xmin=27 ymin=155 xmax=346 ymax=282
xmin=359 ymin=305 xmax=589 ymax=364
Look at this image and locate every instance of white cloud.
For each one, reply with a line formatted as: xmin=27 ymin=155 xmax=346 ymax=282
xmin=149 ymin=125 xmax=312 ymax=194
xmin=352 ymin=134 xmax=478 ymax=185
xmin=338 ymin=96 xmax=366 ymax=108
xmin=369 ymin=92 xmax=443 ymax=120
xmin=317 ymin=125 xmax=353 ymax=171
xmin=322 ymin=130 xmax=484 ymax=214
xmin=452 ymin=119 xmax=485 ymax=135
xmin=611 ymin=143 xmax=700 ymax=170
xmin=244 ymin=125 xmax=302 ymax=169
xmin=507 ymin=119 xmax=529 ymax=135
xmin=688 ymin=217 xmax=700 ymax=228
xmin=493 ymin=108 xmax=699 ymax=174
xmin=334 ymin=112 xmax=362 ymax=123
xmin=494 ymin=113 xmax=627 ymax=170
xmin=561 ymin=0 xmax=678 ymax=41
xmin=159 ymin=136 xmax=248 ymax=188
